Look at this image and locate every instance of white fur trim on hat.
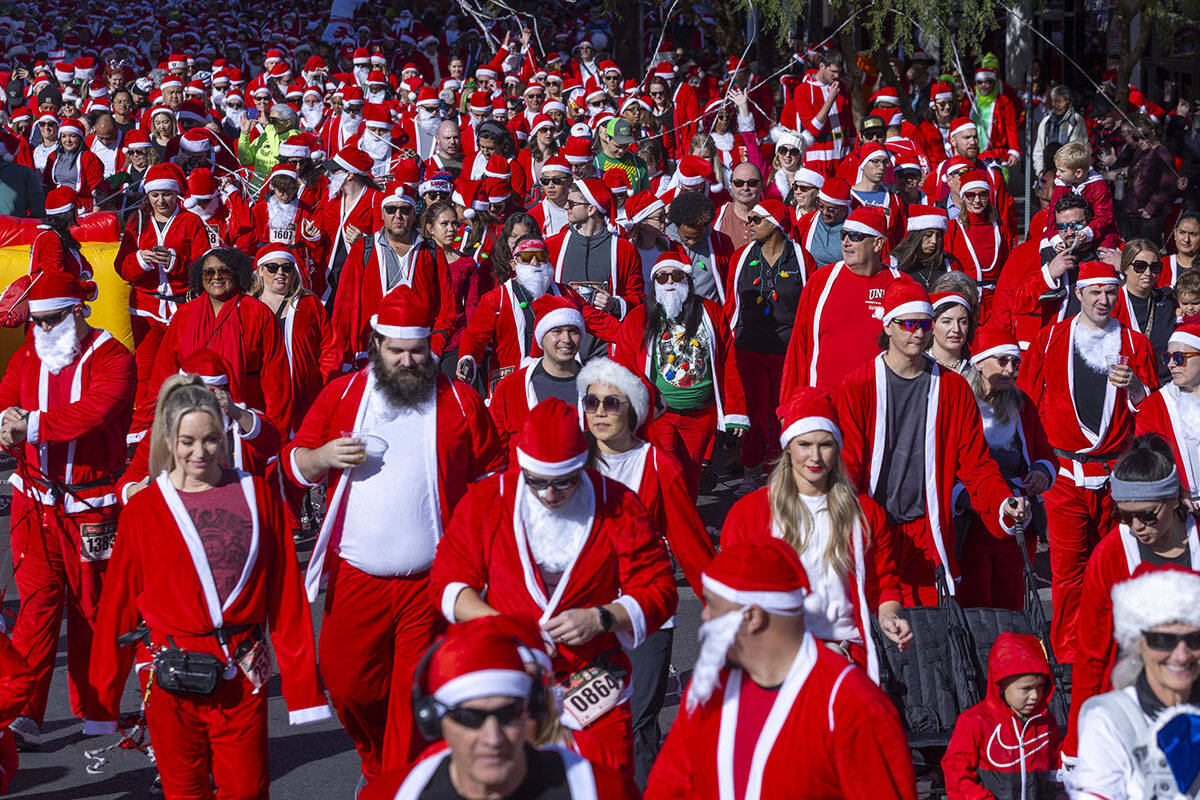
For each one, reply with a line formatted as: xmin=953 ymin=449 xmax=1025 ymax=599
xmin=843 ymin=218 xmax=885 ymax=238
xmin=650 ymin=257 xmax=691 ymax=276
xmin=1168 ymin=331 xmax=1200 ymax=352
xmin=144 ymin=178 xmax=181 ymax=192
xmin=28 ymin=297 xmax=83 ymax=314
xmin=278 ymin=143 xmax=310 ymax=158
xmin=515 ymin=447 xmax=588 ymax=477
xmin=701 ymin=574 xmax=806 ymax=616
xmin=961 ymin=177 xmax=990 ymax=194
xmin=792 ymin=167 xmax=824 ymax=190
xmin=1112 ymin=569 xmax=1200 ymax=652
xmin=256 ymin=250 xmax=297 ymax=268
xmin=1076 ymin=274 xmax=1121 ymax=288
xmin=369 ymin=313 xmax=430 ymax=340
xmin=882 ymin=301 xmax=934 ymax=326
xmin=951 ymin=119 xmax=975 ymax=138
xmin=969 ymin=343 xmax=1021 ymax=365
xmin=433 ymin=670 xmax=533 ymax=708
xmin=45 ymin=200 xmax=74 ymax=215
xmin=576 ymin=357 xmax=650 ymax=428
xmin=180 ymin=136 xmax=211 ymax=154
xmin=534 ymin=306 xmax=584 ymax=347
xmin=779 ymin=416 xmax=842 ymax=451
xmin=907 ymin=213 xmax=947 ymax=232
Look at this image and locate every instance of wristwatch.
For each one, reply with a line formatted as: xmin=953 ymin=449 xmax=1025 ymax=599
xmin=596 ymin=606 xmax=614 ymax=632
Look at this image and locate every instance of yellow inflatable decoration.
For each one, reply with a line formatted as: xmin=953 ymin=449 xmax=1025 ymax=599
xmin=0 ymin=243 xmax=133 ymax=371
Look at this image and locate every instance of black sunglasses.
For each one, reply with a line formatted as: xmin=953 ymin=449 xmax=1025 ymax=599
xmin=583 ymin=393 xmax=628 ymax=414
xmin=443 ymin=699 xmax=528 ymax=728
xmin=262 ymin=261 xmax=294 ymax=274
xmin=202 ymin=267 xmax=233 ymax=279
xmin=1164 ymin=351 xmax=1200 ymax=367
xmin=840 ymin=231 xmax=870 ymax=242
xmin=540 ymin=176 xmax=569 ymax=186
xmin=1129 ymin=259 xmax=1162 ymax=275
xmin=1143 ymin=630 xmax=1200 ymax=652
xmin=993 ymin=355 xmax=1022 ymax=368
xmin=1117 ymin=507 xmax=1163 ymax=526
xmin=731 ymin=178 xmax=760 ymax=188
xmin=778 ymin=146 xmax=800 ymax=157
xmin=29 ymin=307 xmax=73 ymax=327
xmin=524 ymin=472 xmax=580 ymax=492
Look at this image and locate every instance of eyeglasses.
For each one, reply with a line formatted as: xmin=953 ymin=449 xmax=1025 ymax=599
xmin=1055 ymin=220 xmax=1087 ymax=232
xmin=1117 ymin=506 xmax=1164 ymax=526
xmin=963 ymin=191 xmax=989 ymax=202
xmin=583 ymin=393 xmax=628 ymax=414
xmin=540 ymin=176 xmax=569 ymax=186
xmin=993 ymin=355 xmax=1022 ymax=368
xmin=443 ymin=700 xmax=528 ymax=729
xmin=731 ymin=178 xmax=760 ymax=188
xmin=778 ymin=146 xmax=800 ymax=157
xmin=527 ymin=92 xmax=546 ymax=99
xmin=861 ymin=129 xmax=884 ymax=139
xmin=654 ymin=270 xmax=687 ymax=284
xmin=840 ymin=231 xmax=871 ymax=242
xmin=38 ymin=121 xmax=57 ymax=128
xmin=262 ymin=261 xmax=295 ymax=274
xmin=892 ymin=318 xmax=933 ymax=332
xmin=268 ymin=117 xmax=286 ymax=125
xmin=1129 ymin=259 xmax=1162 ymax=275
xmin=202 ymin=267 xmax=233 ymax=279
xmin=563 ymin=198 xmax=587 ymax=208
xmin=513 ymin=251 xmax=549 ymax=264
xmin=29 ymin=307 xmax=73 ymax=327
xmin=382 ymin=205 xmax=413 ymax=216
xmin=649 ymin=90 xmax=666 ymax=97
xmin=1163 ymin=351 xmax=1200 ymax=366
xmin=746 ymin=214 xmax=764 ymax=225
xmin=1143 ymin=630 xmax=1200 ymax=652
xmin=523 ymin=472 xmax=580 ymax=492
xmin=424 ymin=191 xmax=450 ymax=201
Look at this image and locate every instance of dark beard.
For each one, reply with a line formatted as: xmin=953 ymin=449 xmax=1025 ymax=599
xmin=371 ymin=350 xmax=437 ymax=408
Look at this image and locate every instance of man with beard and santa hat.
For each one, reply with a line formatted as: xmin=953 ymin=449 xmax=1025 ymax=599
xmin=282 ymin=284 xmax=505 ymax=789
xmin=1018 ymin=262 xmax=1159 ymax=663
xmin=354 ymin=103 xmax=399 ymax=180
xmin=183 ymin=168 xmax=250 ymax=249
xmin=299 ymin=85 xmax=326 ymax=133
xmin=320 ymin=86 xmax=365 ymax=159
xmin=429 ymin=396 xmax=678 ymax=776
xmin=401 ymin=86 xmax=443 ymax=160
xmin=644 ymin=538 xmax=917 ymax=799
xmin=0 ymin=271 xmax=135 ymax=749
xmin=455 ymin=236 xmax=621 ymax=393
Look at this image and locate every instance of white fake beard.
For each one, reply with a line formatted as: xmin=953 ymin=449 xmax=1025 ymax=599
xmin=301 ymin=105 xmax=324 ymax=129
xmin=1074 ymin=318 xmax=1120 ymax=374
xmin=366 ymin=89 xmax=386 ymax=104
xmin=416 ymin=108 xmax=440 ymax=136
xmin=340 ymin=112 xmax=361 ymax=137
xmin=353 ymin=66 xmax=369 ymax=86
xmin=710 ymin=130 xmax=734 ymax=152
xmin=686 ymin=609 xmax=745 ymax=714
xmin=267 ymin=195 xmax=299 ymax=229
xmin=327 ymin=171 xmax=348 ymax=199
xmin=224 ymin=108 xmax=245 ymax=128
xmin=33 ymin=314 xmax=82 ymax=374
xmin=185 ymin=195 xmax=221 ymax=220
xmin=520 ymin=478 xmax=593 ymax=574
xmin=655 ymin=281 xmax=688 ymax=320
xmin=514 ymin=263 xmax=552 ymax=299
xmin=211 ymin=89 xmax=226 ymax=108
xmin=361 ymin=130 xmax=390 ymax=161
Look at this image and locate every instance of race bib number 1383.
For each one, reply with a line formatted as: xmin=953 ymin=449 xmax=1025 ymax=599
xmin=80 ymin=522 xmax=117 ymax=562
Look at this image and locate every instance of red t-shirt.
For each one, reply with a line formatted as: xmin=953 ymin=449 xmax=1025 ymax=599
xmin=733 ymin=677 xmax=780 ymax=800
xmin=179 ymin=469 xmax=252 ymax=604
xmin=811 ymin=268 xmax=897 ymax=393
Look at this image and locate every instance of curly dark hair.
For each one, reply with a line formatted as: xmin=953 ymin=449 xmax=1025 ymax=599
xmin=188 ymin=247 xmax=255 ymax=296
xmin=667 ymin=190 xmax=716 ymax=228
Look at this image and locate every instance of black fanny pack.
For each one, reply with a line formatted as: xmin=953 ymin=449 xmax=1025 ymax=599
xmin=154 ymin=637 xmax=226 ymax=697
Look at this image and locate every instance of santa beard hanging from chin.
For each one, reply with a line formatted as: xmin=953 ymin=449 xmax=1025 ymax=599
xmin=655 ymin=279 xmax=690 ymax=321
xmin=514 ymin=263 xmax=553 ymax=299
xmin=686 ymin=607 xmax=746 ymax=713
xmin=33 ymin=311 xmax=83 ymax=373
xmin=519 ymin=475 xmax=594 ymax=574
xmin=360 ymin=129 xmax=391 ymax=162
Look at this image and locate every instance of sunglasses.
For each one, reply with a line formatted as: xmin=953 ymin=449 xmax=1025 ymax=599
xmin=861 ymin=129 xmax=884 ymax=139
xmin=747 ymin=214 xmax=764 ymax=225
xmin=1163 ymin=351 xmax=1200 ymax=366
xmin=1129 ymin=259 xmax=1162 ymax=275
xmin=443 ymin=699 xmax=528 ymax=729
xmin=649 ymin=90 xmax=666 ymax=97
xmin=654 ymin=270 xmax=687 ymax=284
xmin=1117 ymin=506 xmax=1164 ymax=526
xmin=893 ymin=318 xmax=933 ymax=332
xmin=382 ymin=205 xmax=414 ymax=216
xmin=29 ymin=307 xmax=72 ymax=327
xmin=513 ymin=251 xmax=548 ymax=264
xmin=1144 ymin=630 xmax=1200 ymax=652
xmin=778 ymin=146 xmax=801 ymax=157
xmin=993 ymin=355 xmax=1022 ymax=368
xmin=583 ymin=393 xmax=628 ymax=414
xmin=202 ymin=267 xmax=233 ymax=279
xmin=527 ymin=92 xmax=545 ymax=99
xmin=540 ymin=176 xmax=569 ymax=186
xmin=963 ymin=191 xmax=989 ymax=202
xmin=524 ymin=472 xmax=580 ymax=492
xmin=424 ymin=191 xmax=450 ymax=201
xmin=268 ymin=117 xmax=285 ymax=125
xmin=840 ymin=231 xmax=871 ymax=242
xmin=563 ymin=198 xmax=588 ymax=208
xmin=1055 ymin=220 xmax=1087 ymax=232
xmin=731 ymin=178 xmax=760 ymax=188
xmin=262 ymin=261 xmax=294 ymax=274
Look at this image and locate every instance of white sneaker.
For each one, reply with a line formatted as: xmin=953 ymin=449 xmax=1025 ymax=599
xmin=9 ymin=716 xmax=42 ymax=750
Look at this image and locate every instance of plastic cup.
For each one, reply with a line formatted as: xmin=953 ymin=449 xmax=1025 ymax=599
xmin=1106 ymin=354 xmax=1130 ymax=385
xmin=341 ymin=430 xmax=388 ymax=464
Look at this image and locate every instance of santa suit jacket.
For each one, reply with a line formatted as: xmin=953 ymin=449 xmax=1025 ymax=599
xmin=313 ymin=187 xmax=383 ymax=300
xmin=193 ymin=201 xmax=250 ymax=250
xmin=925 ymin=161 xmax=1018 ymax=236
xmin=1017 ymin=315 xmax=1158 ymax=488
xmin=274 ymin=293 xmax=341 ymax=434
xmin=42 ymin=149 xmax=104 ymax=210
xmin=989 ymin=238 xmax=1043 ymax=348
xmin=0 ymin=329 xmax=135 ymax=513
xmin=945 ymin=216 xmax=1011 ymax=285
xmin=487 ymin=363 xmax=540 ymax=465
xmin=28 ymin=225 xmax=93 ymax=277
xmin=330 ymin=235 xmax=455 ymax=371
xmin=784 ymin=77 xmax=854 ymax=174
xmin=614 ymin=300 xmax=749 ymax=432
xmin=724 ymin=240 xmax=816 ymax=335
xmin=114 ymin=207 xmax=211 ymax=324
xmin=87 ymin=470 xmax=330 ymax=730
xmin=429 ymin=468 xmax=677 ymax=677
xmin=282 ymin=370 xmax=505 ymax=602
xmin=668 ymin=232 xmax=736 ymax=304
xmin=1043 ymin=173 xmax=1120 ymax=250
xmin=236 ymin=196 xmax=323 ymax=255
xmin=720 ymin=488 xmax=899 ymax=683
xmin=973 ymin=94 xmax=1021 ymax=165
xmin=547 ymin=227 xmax=645 ymax=320
xmin=319 ymin=113 xmax=363 ymax=159
xmin=528 ymin=196 xmax=569 ymax=238
xmin=914 ymin=120 xmax=952 ymax=165
xmin=645 ymin=633 xmax=917 ymax=800
xmin=835 ymin=355 xmax=1020 ymax=592
xmin=1135 ymin=385 xmax=1200 ymax=494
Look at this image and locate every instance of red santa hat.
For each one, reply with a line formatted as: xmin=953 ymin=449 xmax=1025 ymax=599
xmin=362 ymin=103 xmax=390 ymax=130
xmin=160 ymin=74 xmax=185 ymax=91
xmin=850 ymin=143 xmax=890 ymax=183
xmin=480 ymin=177 xmax=511 ymax=206
xmin=792 ymin=167 xmax=825 ymax=190
xmin=254 ymin=243 xmax=298 ymax=269
xmin=576 ymin=357 xmax=653 ymax=429
xmin=905 ymin=204 xmax=948 ymax=232
xmin=574 ymin=178 xmax=615 ymax=226
xmin=122 ymin=129 xmax=152 ymax=152
xmin=817 ymin=176 xmax=851 ymax=207
xmin=278 ymin=135 xmax=311 ymax=160
xmin=602 ymin=168 xmax=630 ymax=197
xmin=842 ymin=206 xmax=887 ymax=239
xmin=943 ymin=156 xmax=974 ymax=177
xmin=331 ymin=147 xmax=372 ymax=177
xmin=529 ymin=114 xmax=554 ymax=138
xmin=880 ymin=280 xmax=933 ymax=327
xmin=1112 ymin=565 xmax=1200 ymax=653
xmin=532 ymin=294 xmax=584 ymax=348
xmin=702 ymin=538 xmax=810 ymax=615
xmin=748 ymin=200 xmax=790 ymax=238
xmin=1168 ymin=323 xmax=1200 ymax=353
xmin=930 ymin=81 xmax=954 ymax=103
xmin=177 ymin=348 xmax=233 ymax=387
xmin=677 ymin=154 xmax=715 ymax=190
xmin=179 ymin=128 xmax=213 ymax=154
xmin=144 ymin=163 xmax=186 ymax=194
xmin=58 ymin=117 xmax=85 ymax=137
xmin=623 ymin=190 xmax=665 ymax=226
xmin=1076 ymin=261 xmax=1121 ymax=289
xmin=352 ymin=47 xmax=370 ymax=65
xmin=27 ymin=269 xmax=97 ymax=315
xmin=974 ymin=66 xmax=998 ymax=82
xmin=969 ymin=325 xmax=1021 ymax=366
xmin=869 ymin=86 xmax=900 ymax=107
xmin=423 ymin=617 xmax=534 ymax=708
xmin=958 ymin=170 xmax=991 ymax=196
xmin=559 ymin=137 xmax=590 ymax=165
xmin=516 ymin=397 xmax=589 ymax=477
xmin=950 ymin=117 xmax=975 ymax=139
xmin=186 ymin=169 xmax=218 ymax=200
xmin=415 ymin=86 xmax=440 ymax=108
xmin=777 ymin=387 xmax=842 ymax=450
xmin=44 ymin=186 xmax=78 ymax=216
xmin=650 ymin=252 xmax=691 ymax=279
xmin=370 ymin=283 xmax=432 ymax=340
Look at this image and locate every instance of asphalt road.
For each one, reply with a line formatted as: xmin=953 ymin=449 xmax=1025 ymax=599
xmin=0 ymin=467 xmax=719 ymax=799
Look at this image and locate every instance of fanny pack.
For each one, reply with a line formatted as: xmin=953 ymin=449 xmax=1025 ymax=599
xmin=119 ymin=623 xmax=258 ymax=697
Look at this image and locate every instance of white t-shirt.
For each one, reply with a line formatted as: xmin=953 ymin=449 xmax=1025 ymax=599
xmin=794 ymin=494 xmax=858 ymax=644
xmin=596 ymin=441 xmax=650 ymax=492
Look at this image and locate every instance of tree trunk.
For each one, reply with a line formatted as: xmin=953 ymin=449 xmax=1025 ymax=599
xmin=1113 ymin=0 xmax=1151 ymax=111
xmin=874 ymin=45 xmax=912 ymax=124
xmin=835 ymin=7 xmax=866 ymax=126
xmin=609 ymin=1 xmax=642 ymax=77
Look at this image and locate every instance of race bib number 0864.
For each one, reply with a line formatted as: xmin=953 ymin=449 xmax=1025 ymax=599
xmin=562 ymin=664 xmax=621 ymax=728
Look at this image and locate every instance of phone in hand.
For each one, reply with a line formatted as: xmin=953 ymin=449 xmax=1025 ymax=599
xmin=246 ymin=108 xmax=260 ymax=120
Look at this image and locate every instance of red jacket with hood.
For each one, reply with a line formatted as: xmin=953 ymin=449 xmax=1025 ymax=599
xmin=942 ymin=632 xmax=1062 ymax=800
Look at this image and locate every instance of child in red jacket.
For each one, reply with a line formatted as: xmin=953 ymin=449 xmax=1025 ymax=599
xmin=942 ymin=632 xmax=1063 ymax=800
xmin=1043 ymin=142 xmax=1121 ymax=249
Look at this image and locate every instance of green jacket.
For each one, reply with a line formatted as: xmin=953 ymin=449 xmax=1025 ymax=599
xmin=238 ymin=123 xmax=296 ymax=183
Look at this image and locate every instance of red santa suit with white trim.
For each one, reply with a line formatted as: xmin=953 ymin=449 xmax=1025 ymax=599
xmin=1133 ymin=324 xmax=1200 ymax=495
xmin=1017 ymin=263 xmax=1159 ymax=662
xmin=645 ymin=538 xmax=917 ymax=800
xmin=429 ymin=398 xmax=678 ymax=776
xmin=281 ymin=285 xmax=506 ymax=781
xmin=0 ymin=271 xmax=135 ymax=737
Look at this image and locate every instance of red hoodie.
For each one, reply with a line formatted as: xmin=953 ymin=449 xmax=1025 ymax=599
xmin=942 ymin=632 xmax=1062 ymax=800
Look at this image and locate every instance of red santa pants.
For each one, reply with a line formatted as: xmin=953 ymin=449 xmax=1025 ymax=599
xmin=320 ymin=557 xmax=443 ymax=780
xmin=958 ymin=523 xmax=1037 ymax=611
xmin=891 ymin=517 xmax=953 ymax=607
xmin=648 ymin=405 xmax=717 ymax=498
xmin=8 ymin=494 xmax=112 ymax=725
xmin=1044 ymin=478 xmax=1113 ymax=663
xmin=146 ymin=673 xmax=268 ymax=800
xmin=734 ymin=350 xmax=783 ymax=470
xmin=130 ymin=315 xmax=168 ymax=425
xmin=567 ymin=702 xmax=635 ymax=776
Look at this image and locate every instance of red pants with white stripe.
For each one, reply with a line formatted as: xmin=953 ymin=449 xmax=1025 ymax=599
xmin=146 ymin=673 xmax=268 ymax=800
xmin=648 ymin=405 xmax=717 ymax=498
xmin=8 ymin=494 xmax=113 ymax=725
xmin=734 ymin=349 xmax=784 ymax=470
xmin=1044 ymin=478 xmax=1113 ymax=663
xmin=321 ymin=557 xmax=442 ymax=780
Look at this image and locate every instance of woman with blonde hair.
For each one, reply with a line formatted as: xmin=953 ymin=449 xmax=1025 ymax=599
xmin=88 ymin=375 xmax=329 ymax=798
xmin=720 ymin=387 xmax=912 ymax=679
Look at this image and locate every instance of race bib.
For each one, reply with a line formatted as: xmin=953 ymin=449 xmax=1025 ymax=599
xmin=237 ymin=637 xmax=271 ymax=693
xmin=205 ymin=228 xmax=221 ymax=248
xmin=561 ymin=664 xmax=621 ymax=728
xmin=269 ymin=224 xmax=295 ymax=243
xmin=80 ymin=522 xmax=117 ymax=562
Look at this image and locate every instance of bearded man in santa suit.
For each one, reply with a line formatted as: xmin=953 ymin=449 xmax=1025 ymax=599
xmin=312 ymin=147 xmax=381 ymax=307
xmin=331 ymin=184 xmax=456 ymax=373
xmin=354 ymin=103 xmax=400 ymax=180
xmin=319 ymin=88 xmax=365 ymax=159
xmin=183 ymin=168 xmax=251 ymax=249
xmin=0 ymin=271 xmax=135 ymax=749
xmin=429 ymin=397 xmax=678 ymax=776
xmin=645 ymin=538 xmax=917 ymax=800
xmin=1018 ymin=262 xmax=1158 ymax=662
xmin=781 ymin=206 xmax=916 ymax=395
xmin=835 ymin=281 xmax=1031 ymax=605
xmin=282 ymin=285 xmax=505 ymax=787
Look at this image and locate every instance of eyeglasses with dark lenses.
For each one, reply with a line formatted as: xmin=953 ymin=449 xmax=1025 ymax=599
xmin=1143 ymin=630 xmax=1200 ymax=652
xmin=513 ymin=251 xmax=548 ymax=264
xmin=653 ymin=270 xmax=687 ymax=284
xmin=262 ymin=261 xmax=294 ymax=274
xmin=963 ymin=191 xmax=989 ymax=202
xmin=29 ymin=308 xmax=72 ymax=327
xmin=1116 ymin=507 xmax=1163 ymax=526
xmin=425 ymin=191 xmax=450 ymax=201
xmin=649 ymin=90 xmax=666 ymax=97
xmin=523 ymin=472 xmax=581 ymax=492
xmin=540 ymin=176 xmax=568 ymax=186
xmin=382 ymin=204 xmax=414 ymax=216
xmin=731 ymin=178 xmax=760 ymax=188
xmin=840 ymin=231 xmax=869 ymax=242
xmin=1055 ymin=220 xmax=1087 ymax=232
xmin=202 ymin=267 xmax=233 ymax=279
xmin=861 ymin=129 xmax=884 ymax=139
xmin=583 ymin=393 xmax=628 ymax=414
xmin=893 ymin=318 xmax=934 ymax=332
xmin=994 ymin=355 xmax=1022 ymax=368
xmin=1130 ymin=259 xmax=1162 ymax=275
xmin=443 ymin=700 xmax=528 ymax=728
xmin=1163 ymin=351 xmax=1200 ymax=367
xmin=746 ymin=214 xmax=764 ymax=225
xmin=778 ymin=146 xmax=801 ymax=157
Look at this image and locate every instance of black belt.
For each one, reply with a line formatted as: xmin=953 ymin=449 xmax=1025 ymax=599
xmin=25 ymin=474 xmax=113 ymax=494
xmin=147 ymin=291 xmax=190 ymax=303
xmin=118 ymin=622 xmax=258 ymax=648
xmin=1052 ymin=448 xmax=1112 ymax=465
